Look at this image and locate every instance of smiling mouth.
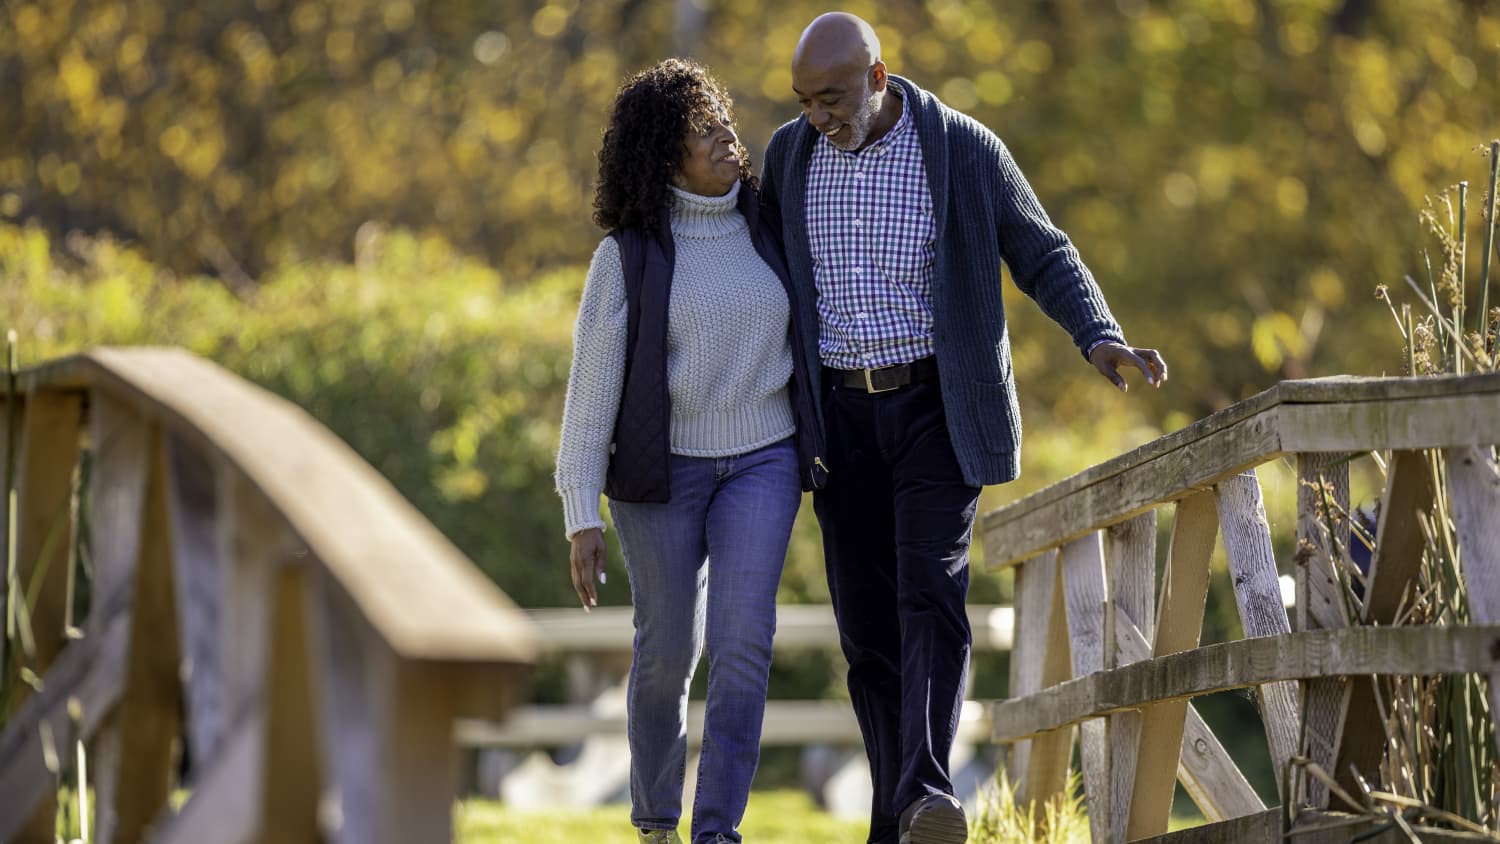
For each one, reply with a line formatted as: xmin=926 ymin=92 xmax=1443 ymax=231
xmin=820 ymin=124 xmax=847 ymax=138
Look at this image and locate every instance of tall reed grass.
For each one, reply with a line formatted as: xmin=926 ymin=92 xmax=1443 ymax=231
xmin=1292 ymin=139 xmax=1500 ymax=841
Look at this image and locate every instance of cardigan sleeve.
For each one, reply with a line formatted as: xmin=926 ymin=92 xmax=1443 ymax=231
xmin=554 ymin=236 xmax=628 ymax=539
xmin=988 ymin=136 xmax=1126 ymax=358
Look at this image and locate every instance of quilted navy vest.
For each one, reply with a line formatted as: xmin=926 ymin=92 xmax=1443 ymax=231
xmin=603 ymin=185 xmax=827 ymax=503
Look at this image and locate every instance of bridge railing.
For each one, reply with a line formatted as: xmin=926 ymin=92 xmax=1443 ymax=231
xmin=982 ymin=374 xmax=1500 ymax=843
xmin=1 ymin=347 xmax=539 ymax=844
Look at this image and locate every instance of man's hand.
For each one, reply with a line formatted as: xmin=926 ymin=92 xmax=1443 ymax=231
xmin=1090 ymin=342 xmax=1167 ymax=392
xmin=569 ymin=528 xmax=607 ymax=611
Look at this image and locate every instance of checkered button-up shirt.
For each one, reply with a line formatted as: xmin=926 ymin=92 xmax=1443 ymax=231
xmin=806 ymin=84 xmax=936 ymax=370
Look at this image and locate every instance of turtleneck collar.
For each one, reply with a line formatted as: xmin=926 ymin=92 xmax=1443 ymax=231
xmin=669 ymin=180 xmax=746 ymax=239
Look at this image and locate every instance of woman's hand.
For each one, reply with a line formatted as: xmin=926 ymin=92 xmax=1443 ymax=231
xmin=569 ymin=528 xmax=607 ymax=611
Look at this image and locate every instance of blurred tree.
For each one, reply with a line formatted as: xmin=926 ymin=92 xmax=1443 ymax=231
xmin=4 ymin=0 xmax=1495 ymax=427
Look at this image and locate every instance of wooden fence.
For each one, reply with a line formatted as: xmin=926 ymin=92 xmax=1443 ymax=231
xmin=983 ymin=374 xmax=1500 ymax=842
xmin=0 ymin=348 xmax=539 ymax=844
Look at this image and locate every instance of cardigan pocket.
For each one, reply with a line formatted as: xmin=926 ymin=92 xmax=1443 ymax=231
xmin=970 ymin=377 xmax=1022 ymax=455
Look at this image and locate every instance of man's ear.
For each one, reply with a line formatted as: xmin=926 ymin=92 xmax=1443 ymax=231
xmin=870 ymin=60 xmax=888 ymax=91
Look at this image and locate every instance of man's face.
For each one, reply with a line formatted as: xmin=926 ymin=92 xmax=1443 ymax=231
xmin=792 ymin=61 xmax=884 ymax=151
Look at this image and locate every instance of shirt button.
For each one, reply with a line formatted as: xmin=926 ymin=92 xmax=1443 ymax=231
xmin=853 ymin=219 xmax=863 ymax=228
xmin=856 ymin=312 xmax=869 ymax=320
xmin=852 ymin=268 xmax=862 ymax=276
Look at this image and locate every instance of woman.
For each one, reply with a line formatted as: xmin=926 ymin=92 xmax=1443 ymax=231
xmin=554 ymin=59 xmax=826 ymax=844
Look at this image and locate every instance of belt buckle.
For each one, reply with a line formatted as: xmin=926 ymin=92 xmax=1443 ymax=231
xmin=863 ymin=366 xmax=899 ymax=394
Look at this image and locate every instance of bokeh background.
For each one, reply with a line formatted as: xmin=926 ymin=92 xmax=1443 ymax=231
xmin=4 ymin=0 xmax=1498 ymax=807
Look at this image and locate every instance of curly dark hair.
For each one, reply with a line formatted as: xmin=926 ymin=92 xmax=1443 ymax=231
xmin=593 ymin=58 xmax=757 ymax=232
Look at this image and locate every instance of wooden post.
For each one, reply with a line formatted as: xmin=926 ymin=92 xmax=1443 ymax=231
xmin=1127 ymin=490 xmax=1217 ymax=840
xmin=1215 ymin=471 xmax=1299 ymax=802
xmin=94 ymin=425 xmax=183 ymax=844
xmin=1007 ymin=549 xmax=1058 ymax=790
xmin=311 ymin=569 xmax=461 ymax=844
xmin=1106 ymin=512 xmax=1155 ymax=841
xmin=1295 ymin=453 xmax=1352 ymax=811
xmin=1061 ymin=532 xmax=1109 ymax=842
xmin=5 ymin=391 xmax=82 ymax=843
xmin=1445 ymin=445 xmax=1500 ymax=761
xmin=1336 ymin=450 xmax=1437 ymax=797
xmin=164 ymin=431 xmax=230 ymax=768
xmin=1114 ymin=614 xmax=1265 ymax=823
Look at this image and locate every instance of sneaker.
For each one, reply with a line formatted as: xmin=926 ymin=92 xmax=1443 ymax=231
xmin=637 ymin=830 xmax=683 ymax=844
xmin=898 ymin=793 xmax=967 ymax=844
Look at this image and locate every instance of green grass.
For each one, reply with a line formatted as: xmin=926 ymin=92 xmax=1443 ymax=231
xmin=457 ymin=790 xmax=867 ymax=843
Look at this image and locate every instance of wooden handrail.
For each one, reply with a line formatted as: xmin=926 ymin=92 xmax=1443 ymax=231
xmin=1 ymin=347 xmax=540 ymax=844
xmin=983 ymin=373 xmax=1500 ymax=567
xmin=981 ymin=374 xmax=1500 ymax=842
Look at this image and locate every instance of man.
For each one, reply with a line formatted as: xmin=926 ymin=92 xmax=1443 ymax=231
xmin=759 ymin=12 xmax=1167 ymax=844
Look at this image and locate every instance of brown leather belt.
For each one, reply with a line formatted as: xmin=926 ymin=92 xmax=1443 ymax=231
xmin=824 ymin=357 xmax=940 ymax=394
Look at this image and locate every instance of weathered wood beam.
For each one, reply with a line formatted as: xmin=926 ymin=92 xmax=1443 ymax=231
xmin=991 ymin=624 xmax=1500 ymax=743
xmin=1127 ymin=492 xmax=1216 ymax=840
xmin=1446 ymin=445 xmax=1500 ymax=762
xmin=1106 ymin=512 xmax=1156 ymax=841
xmin=1294 ymin=453 xmax=1352 ymax=812
xmin=1061 ymin=532 xmax=1109 ymax=843
xmin=1216 ymin=472 xmax=1300 ymax=801
xmin=983 ymin=376 xmax=1500 ymax=567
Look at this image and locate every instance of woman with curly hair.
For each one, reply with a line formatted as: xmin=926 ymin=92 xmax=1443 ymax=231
xmin=554 ymin=58 xmax=826 ymax=844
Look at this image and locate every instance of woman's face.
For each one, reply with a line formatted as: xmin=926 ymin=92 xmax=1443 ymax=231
xmin=673 ymin=104 xmax=741 ymax=197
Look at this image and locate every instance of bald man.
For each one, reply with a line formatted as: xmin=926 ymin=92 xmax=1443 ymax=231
xmin=759 ymin=12 xmax=1166 ymax=844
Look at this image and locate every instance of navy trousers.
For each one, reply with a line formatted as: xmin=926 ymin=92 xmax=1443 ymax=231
xmin=813 ymin=379 xmax=980 ymax=844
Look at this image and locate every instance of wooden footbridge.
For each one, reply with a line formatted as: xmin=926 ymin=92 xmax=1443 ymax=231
xmin=2 ymin=349 xmax=1498 ymax=843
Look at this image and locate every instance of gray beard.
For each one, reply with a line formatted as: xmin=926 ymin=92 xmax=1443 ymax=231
xmin=830 ymin=87 xmax=884 ymax=151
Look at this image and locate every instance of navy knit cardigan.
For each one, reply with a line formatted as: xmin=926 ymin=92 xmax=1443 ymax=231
xmin=760 ymin=75 xmax=1126 ymax=486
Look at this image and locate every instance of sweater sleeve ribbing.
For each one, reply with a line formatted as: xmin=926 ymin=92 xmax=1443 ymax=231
xmin=988 ymin=135 xmax=1126 ymax=358
xmin=554 ymin=237 xmax=627 ymax=539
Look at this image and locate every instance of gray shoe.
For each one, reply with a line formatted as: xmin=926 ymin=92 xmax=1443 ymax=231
xmin=898 ymin=793 xmax=967 ymax=844
xmin=637 ymin=830 xmax=683 ymax=844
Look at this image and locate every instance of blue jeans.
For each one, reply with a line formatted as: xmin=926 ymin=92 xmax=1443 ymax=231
xmin=610 ymin=438 xmax=801 ymax=844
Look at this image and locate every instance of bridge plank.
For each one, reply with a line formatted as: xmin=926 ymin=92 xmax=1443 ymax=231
xmin=991 ymin=624 xmax=1500 ymax=742
xmin=1127 ymin=491 xmax=1216 ymax=840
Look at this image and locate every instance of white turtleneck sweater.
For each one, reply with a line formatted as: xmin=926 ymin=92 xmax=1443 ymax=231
xmin=555 ymin=181 xmax=796 ymax=538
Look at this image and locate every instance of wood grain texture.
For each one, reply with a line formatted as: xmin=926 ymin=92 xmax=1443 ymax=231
xmin=1006 ymin=551 xmax=1058 ymax=789
xmin=1294 ymin=453 xmax=1351 ymax=811
xmin=981 ymin=374 xmax=1500 ymax=567
xmin=1127 ymin=492 xmax=1216 ymax=840
xmin=1115 ymin=614 xmax=1264 ymax=824
xmin=22 ymin=347 xmax=538 ymax=665
xmin=1019 ymin=556 xmax=1075 ymax=808
xmin=1215 ymin=472 xmax=1299 ymax=801
xmin=1106 ymin=512 xmax=1156 ymax=841
xmin=1445 ymin=444 xmax=1500 ymax=762
xmin=9 ymin=390 xmax=83 ymax=681
xmin=990 ymin=624 xmax=1500 ymax=742
xmin=1061 ymin=532 xmax=1109 ymax=843
xmin=1364 ymin=450 xmax=1435 ymax=625
xmin=95 ymin=427 xmax=183 ymax=844
xmin=4 ymin=391 xmax=81 ymax=843
xmin=165 ymin=431 xmax=229 ymax=766
xmin=1338 ymin=450 xmax=1437 ymax=796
